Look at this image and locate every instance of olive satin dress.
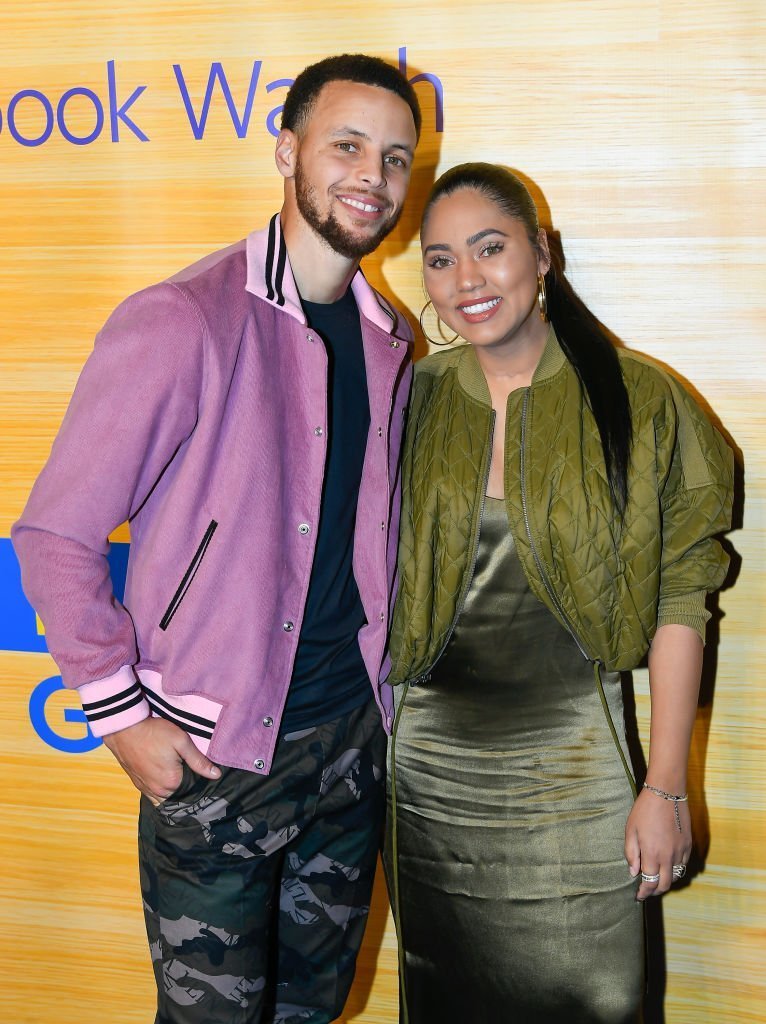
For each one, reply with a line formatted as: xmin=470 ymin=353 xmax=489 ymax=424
xmin=387 ymin=497 xmax=643 ymax=1023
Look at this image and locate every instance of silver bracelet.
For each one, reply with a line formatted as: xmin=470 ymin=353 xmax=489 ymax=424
xmin=643 ymin=782 xmax=688 ymax=833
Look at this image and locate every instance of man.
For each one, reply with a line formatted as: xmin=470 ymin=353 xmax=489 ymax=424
xmin=13 ymin=54 xmax=420 ymax=1023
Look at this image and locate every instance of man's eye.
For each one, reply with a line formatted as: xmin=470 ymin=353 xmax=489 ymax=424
xmin=385 ymin=154 xmax=406 ymax=168
xmin=336 ymin=142 xmax=357 ymax=153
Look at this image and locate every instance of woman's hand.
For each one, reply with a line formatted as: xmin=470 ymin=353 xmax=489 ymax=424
xmin=625 ymin=623 xmax=701 ymax=900
xmin=625 ymin=786 xmax=692 ymax=900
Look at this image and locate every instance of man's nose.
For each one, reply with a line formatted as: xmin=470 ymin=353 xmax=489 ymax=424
xmin=356 ymin=152 xmax=387 ymax=189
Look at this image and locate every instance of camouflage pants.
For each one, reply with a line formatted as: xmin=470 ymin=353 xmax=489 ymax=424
xmin=138 ymin=699 xmax=386 ymax=1024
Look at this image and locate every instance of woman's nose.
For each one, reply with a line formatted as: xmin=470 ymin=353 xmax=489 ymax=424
xmin=457 ymin=259 xmax=486 ymax=291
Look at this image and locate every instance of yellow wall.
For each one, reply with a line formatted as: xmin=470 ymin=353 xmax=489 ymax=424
xmin=1 ymin=2 xmax=764 ymax=1021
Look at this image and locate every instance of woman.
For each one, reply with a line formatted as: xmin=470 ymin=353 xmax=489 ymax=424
xmin=385 ymin=164 xmax=733 ymax=1023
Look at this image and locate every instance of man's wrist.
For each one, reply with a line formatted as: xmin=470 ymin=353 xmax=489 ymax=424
xmin=79 ymin=665 xmax=151 ymax=737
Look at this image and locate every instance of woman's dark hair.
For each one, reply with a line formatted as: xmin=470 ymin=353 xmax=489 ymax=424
xmin=423 ymin=163 xmax=632 ymax=513
xmin=281 ymin=54 xmax=422 ymax=141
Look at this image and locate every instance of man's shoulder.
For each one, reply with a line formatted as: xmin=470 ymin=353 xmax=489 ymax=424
xmin=112 ymin=239 xmax=254 ymax=344
xmin=116 ymin=240 xmax=248 ymax=314
xmin=164 ymin=239 xmax=248 ymax=305
xmin=99 ymin=240 xmax=252 ymax=360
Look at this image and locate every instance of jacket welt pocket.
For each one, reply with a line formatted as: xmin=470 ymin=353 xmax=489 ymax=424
xmin=159 ymin=519 xmax=218 ymax=631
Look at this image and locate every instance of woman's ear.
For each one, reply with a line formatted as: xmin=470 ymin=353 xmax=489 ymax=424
xmin=537 ymin=228 xmax=552 ymax=275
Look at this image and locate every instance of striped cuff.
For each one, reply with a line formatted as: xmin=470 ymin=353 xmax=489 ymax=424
xmin=137 ymin=669 xmax=217 ymax=754
xmin=79 ymin=664 xmax=151 ymax=737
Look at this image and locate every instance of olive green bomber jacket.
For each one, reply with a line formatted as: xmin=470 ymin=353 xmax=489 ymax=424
xmin=388 ymin=328 xmax=734 ymax=683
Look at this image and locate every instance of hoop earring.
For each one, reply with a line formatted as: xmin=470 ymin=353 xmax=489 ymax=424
xmin=419 ymin=299 xmax=459 ymax=346
xmin=537 ymin=273 xmax=549 ymax=323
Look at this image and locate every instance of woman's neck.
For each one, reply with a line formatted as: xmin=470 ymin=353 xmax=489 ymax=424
xmin=473 ymin=318 xmax=550 ymax=399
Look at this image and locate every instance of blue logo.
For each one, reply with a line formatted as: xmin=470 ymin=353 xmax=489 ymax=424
xmin=28 ymin=675 xmax=102 ymax=754
xmin=1 ymin=537 xmax=129 ymax=753
xmin=0 ymin=48 xmax=443 ymax=148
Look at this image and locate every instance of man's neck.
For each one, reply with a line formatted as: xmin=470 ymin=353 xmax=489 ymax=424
xmin=279 ymin=203 xmax=358 ymax=304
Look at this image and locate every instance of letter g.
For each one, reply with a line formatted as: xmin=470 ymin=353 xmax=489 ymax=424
xmin=29 ymin=676 xmax=102 ymax=754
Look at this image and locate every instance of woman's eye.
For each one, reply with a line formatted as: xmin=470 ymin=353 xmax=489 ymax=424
xmin=481 ymin=242 xmax=504 ymax=257
xmin=427 ymin=256 xmax=452 ymax=269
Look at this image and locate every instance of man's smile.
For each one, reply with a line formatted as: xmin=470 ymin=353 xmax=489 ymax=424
xmin=336 ymin=193 xmax=388 ymax=219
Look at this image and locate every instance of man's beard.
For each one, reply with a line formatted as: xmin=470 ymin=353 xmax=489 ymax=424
xmin=294 ymin=158 xmax=401 ymax=260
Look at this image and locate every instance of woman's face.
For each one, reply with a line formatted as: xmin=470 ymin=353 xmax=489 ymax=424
xmin=421 ymin=188 xmax=550 ymax=351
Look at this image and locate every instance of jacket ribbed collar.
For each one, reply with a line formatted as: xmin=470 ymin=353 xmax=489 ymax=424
xmin=245 ymin=213 xmax=400 ymax=334
xmin=455 ymin=324 xmax=567 ymax=403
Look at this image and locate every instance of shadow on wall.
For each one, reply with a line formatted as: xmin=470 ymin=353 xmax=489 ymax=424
xmin=361 ymin=59 xmax=443 ymax=362
xmin=337 ymin=60 xmax=444 ymax=1023
xmin=520 ymin=167 xmax=743 ymax=1024
xmin=338 ymin=863 xmax=393 ymax=1023
xmin=367 ymin=162 xmax=743 ymax=1024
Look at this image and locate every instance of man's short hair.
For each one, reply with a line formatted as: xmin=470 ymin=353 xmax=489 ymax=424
xmin=281 ymin=53 xmax=422 ymax=140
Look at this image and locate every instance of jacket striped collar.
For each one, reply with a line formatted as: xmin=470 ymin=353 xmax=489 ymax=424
xmin=245 ymin=213 xmax=400 ymax=334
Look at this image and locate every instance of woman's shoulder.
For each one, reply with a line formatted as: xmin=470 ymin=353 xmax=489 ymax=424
xmin=413 ymin=344 xmax=467 ymax=380
xmin=617 ymin=347 xmax=731 ymax=485
xmin=617 ymin=348 xmax=697 ymax=430
xmin=617 ymin=347 xmax=713 ymax=425
xmin=617 ymin=346 xmax=676 ymax=394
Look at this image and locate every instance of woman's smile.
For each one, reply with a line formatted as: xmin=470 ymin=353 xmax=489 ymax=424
xmin=456 ymin=295 xmax=503 ymax=322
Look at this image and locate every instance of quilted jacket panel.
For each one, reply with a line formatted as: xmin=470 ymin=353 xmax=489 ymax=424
xmin=388 ymin=329 xmax=734 ymax=682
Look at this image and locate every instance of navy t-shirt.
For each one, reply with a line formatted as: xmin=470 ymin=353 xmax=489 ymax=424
xmin=280 ymin=287 xmax=372 ymax=731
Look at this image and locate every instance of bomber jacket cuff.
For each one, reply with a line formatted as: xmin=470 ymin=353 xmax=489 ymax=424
xmin=78 ymin=664 xmax=151 ymax=737
xmin=656 ymin=590 xmax=710 ymax=644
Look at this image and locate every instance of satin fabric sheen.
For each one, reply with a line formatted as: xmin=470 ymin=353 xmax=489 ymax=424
xmin=387 ymin=497 xmax=643 ymax=1023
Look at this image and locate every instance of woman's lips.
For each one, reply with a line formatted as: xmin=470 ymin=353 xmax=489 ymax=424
xmin=457 ymin=296 xmax=502 ymax=323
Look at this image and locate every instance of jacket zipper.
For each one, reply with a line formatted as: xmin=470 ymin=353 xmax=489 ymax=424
xmin=519 ymin=388 xmax=593 ymax=662
xmin=159 ymin=519 xmax=218 ymax=631
xmin=519 ymin=390 xmax=636 ymax=790
xmin=411 ymin=413 xmax=495 ymax=685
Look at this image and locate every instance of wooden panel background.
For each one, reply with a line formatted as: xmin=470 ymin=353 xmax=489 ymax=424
xmin=1 ymin=2 xmax=763 ymax=1021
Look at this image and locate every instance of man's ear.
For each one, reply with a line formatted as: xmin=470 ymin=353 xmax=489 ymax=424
xmin=275 ymin=129 xmax=298 ymax=180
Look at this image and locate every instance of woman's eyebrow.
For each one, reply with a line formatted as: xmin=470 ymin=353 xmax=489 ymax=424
xmin=466 ymin=228 xmax=510 ymax=246
xmin=423 ymin=228 xmax=510 ymax=256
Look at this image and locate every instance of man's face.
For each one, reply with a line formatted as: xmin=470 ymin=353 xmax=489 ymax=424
xmin=290 ymin=80 xmax=417 ymax=259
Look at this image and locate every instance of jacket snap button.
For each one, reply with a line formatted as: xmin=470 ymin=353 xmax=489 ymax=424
xmin=379 ymin=612 xmax=385 ymax=622
xmin=282 ymin=621 xmax=294 ymax=632
xmin=314 ymin=427 xmax=324 ymax=436
xmin=377 ymin=427 xmax=383 ymax=437
xmin=298 ymin=523 xmax=310 ymax=535
xmin=262 ymin=716 xmax=273 ymax=728
xmin=306 ymin=333 xmax=314 ymax=343
xmin=389 ymin=339 xmax=400 ymax=348
xmin=254 ymin=759 xmax=265 ymax=770
xmin=380 ymin=521 xmax=385 ymax=530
